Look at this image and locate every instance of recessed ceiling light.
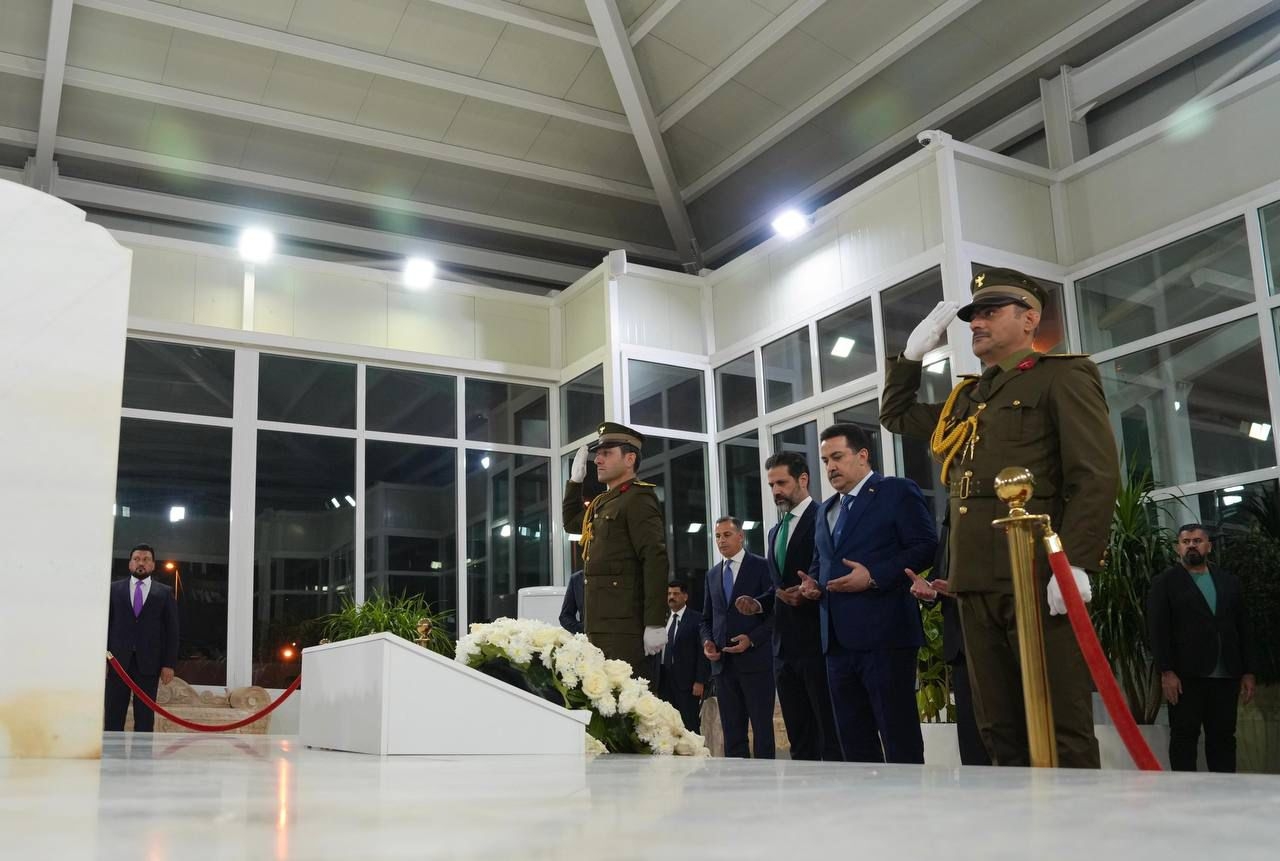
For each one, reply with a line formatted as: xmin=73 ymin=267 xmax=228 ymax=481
xmin=238 ymin=227 xmax=274 ymax=263
xmin=771 ymin=209 xmax=809 ymax=239
xmin=403 ymin=257 xmax=436 ymax=290
xmin=830 ymin=337 xmax=855 ymax=358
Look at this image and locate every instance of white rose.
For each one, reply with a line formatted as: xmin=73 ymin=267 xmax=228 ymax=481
xmin=652 ymin=736 xmax=676 ymax=755
xmin=532 ymin=627 xmax=566 ymax=650
xmin=633 ymin=692 xmax=660 ymax=720
xmin=585 ymin=734 xmax=607 ymax=756
xmin=603 ymin=660 xmax=632 ymax=687
xmin=581 ymin=671 xmax=610 ymax=701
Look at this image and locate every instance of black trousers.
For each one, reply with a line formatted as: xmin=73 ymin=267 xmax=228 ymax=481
xmin=775 ymin=651 xmax=843 ymax=761
xmin=657 ymin=672 xmax=703 ymax=733
xmin=950 ymin=654 xmax=990 ymax=766
xmin=103 ymin=654 xmax=159 ymax=732
xmin=1169 ymin=676 xmax=1240 ymax=773
xmin=717 ymin=667 xmax=776 ymax=759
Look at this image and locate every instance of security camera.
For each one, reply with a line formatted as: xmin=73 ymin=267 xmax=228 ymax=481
xmin=917 ymin=131 xmax=936 ymax=147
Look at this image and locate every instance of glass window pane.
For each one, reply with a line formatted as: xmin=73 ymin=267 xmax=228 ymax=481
xmin=881 ymin=268 xmax=943 ymax=357
xmin=772 ymin=421 xmax=822 ymax=504
xmin=1262 ymin=200 xmax=1280 ymax=294
xmin=817 ymin=300 xmax=876 ymax=390
xmin=628 ymin=360 xmax=705 ymax=433
xmin=258 ymin=355 xmax=356 ymax=428
xmin=638 ymin=437 xmax=707 ymax=608
xmin=830 ymin=401 xmax=883 ymax=474
xmin=366 ymin=367 xmax=455 ymax=437
xmin=1076 ymin=218 xmax=1252 ymax=353
xmin=970 ymin=264 xmax=1067 ymax=354
xmin=1099 ymin=317 xmax=1275 ymax=488
xmin=561 ymin=365 xmax=604 ymax=444
xmin=365 ymin=442 xmax=457 ymax=636
xmin=465 ymin=379 xmax=550 ymax=448
xmin=466 ymin=451 xmax=550 ymax=624
xmin=122 ymin=339 xmax=235 ymax=417
xmin=715 ymin=353 xmax=758 ymax=430
xmin=253 ymin=431 xmax=355 ymax=686
xmin=763 ymin=328 xmax=812 ymax=412
xmin=886 ymin=360 xmax=951 ymax=521
xmin=720 ymin=431 xmax=764 ymax=556
xmin=112 ymin=419 xmax=231 ymax=685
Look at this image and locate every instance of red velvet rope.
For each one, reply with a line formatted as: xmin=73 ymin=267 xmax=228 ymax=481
xmin=107 ymin=653 xmax=300 ymax=732
xmin=1044 ymin=549 xmax=1163 ymax=771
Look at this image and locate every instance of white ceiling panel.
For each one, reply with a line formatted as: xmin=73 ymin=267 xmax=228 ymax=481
xmin=754 ymin=0 xmax=799 ymax=13
xmin=326 ymin=141 xmax=428 ymax=197
xmin=0 ymin=70 xmax=41 ymax=130
xmin=674 ymin=79 xmax=786 ymax=153
xmin=960 ymin=0 xmax=1113 ymax=53
xmin=663 ymin=122 xmax=733 ymax=187
xmin=524 ymin=118 xmax=649 ymax=186
xmin=146 ymin=105 xmax=250 ymax=166
xmin=67 ymin=5 xmax=173 ymax=82
xmin=496 ymin=176 xmax=672 ymax=246
xmin=632 ymin=35 xmax=709 ymax=113
xmin=161 ymin=29 xmax=276 ymax=102
xmin=798 ymin=0 xmax=941 ymax=63
xmin=385 ymin=1 xmax=505 ymax=76
xmin=57 ymin=86 xmax=156 ymax=149
xmin=180 ymin=0 xmax=296 ymax=31
xmin=649 ymin=0 xmax=775 ymax=69
xmin=563 ymin=48 xmax=624 ymax=113
xmin=520 ymin=0 xmax=591 ymax=25
xmin=441 ymin=98 xmax=551 ymax=160
xmin=478 ymin=25 xmax=595 ymax=98
xmin=260 ymin=54 xmax=375 ymax=122
xmin=287 ymin=0 xmax=410 ymax=55
xmin=616 ymin=0 xmax=653 ymax=28
xmin=239 ymin=124 xmax=345 ymax=183
xmin=410 ymin=160 xmax=511 ymax=213
xmin=356 ymin=76 xmax=465 ymax=140
xmin=731 ymin=27 xmax=852 ymax=112
xmin=810 ymin=71 xmax=916 ymax=152
xmin=0 ymin=0 xmax=50 ymax=59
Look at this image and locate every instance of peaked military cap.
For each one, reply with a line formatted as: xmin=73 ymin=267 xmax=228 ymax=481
xmin=587 ymin=421 xmax=645 ymax=452
xmin=957 ymin=267 xmax=1048 ymax=322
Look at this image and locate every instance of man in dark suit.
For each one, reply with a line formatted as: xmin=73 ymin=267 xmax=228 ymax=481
xmin=653 ymin=579 xmax=710 ymax=732
xmin=736 ymin=452 xmax=841 ymax=761
xmin=559 ymin=570 xmax=585 ymax=635
xmin=701 ymin=517 xmax=776 ymax=758
xmin=1147 ymin=524 xmax=1256 ymax=772
xmin=798 ymin=424 xmax=937 ymax=763
xmin=104 ymin=544 xmax=180 ymax=732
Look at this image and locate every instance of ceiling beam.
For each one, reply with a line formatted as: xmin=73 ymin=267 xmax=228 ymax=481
xmin=76 ymin=0 xmax=629 ymax=133
xmin=628 ymin=0 xmax=681 ymax=45
xmin=54 ymin=176 xmax=592 ymax=284
xmin=586 ymin=0 xmax=701 ymax=269
xmin=967 ymin=100 xmax=1043 ymax=153
xmin=0 ymin=125 xmax=680 ymax=262
xmin=423 ymin=0 xmax=597 ymax=46
xmin=0 ymin=51 xmax=657 ymax=203
xmin=702 ymin=0 xmax=1153 ymax=261
xmin=658 ymin=0 xmax=828 ymax=131
xmin=682 ymin=0 xmax=982 ymax=202
xmin=31 ymin=0 xmax=72 ymax=192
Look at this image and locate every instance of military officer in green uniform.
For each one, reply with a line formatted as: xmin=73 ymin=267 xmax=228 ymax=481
xmin=880 ymin=268 xmax=1119 ymax=768
xmin=563 ymin=422 xmax=670 ymax=678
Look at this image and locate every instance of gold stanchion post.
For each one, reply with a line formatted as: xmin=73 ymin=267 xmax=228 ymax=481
xmin=991 ymin=466 xmax=1058 ymax=768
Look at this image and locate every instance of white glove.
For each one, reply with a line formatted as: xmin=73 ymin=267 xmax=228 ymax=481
xmin=904 ymin=300 xmax=960 ymax=362
xmin=570 ymin=444 xmax=589 ymax=483
xmin=643 ymin=626 xmax=666 ymax=655
xmin=1047 ymin=566 xmax=1091 ymax=616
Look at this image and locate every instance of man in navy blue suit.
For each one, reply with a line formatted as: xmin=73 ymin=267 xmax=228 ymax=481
xmin=701 ymin=517 xmax=776 ymax=758
xmin=653 ymin=579 xmax=711 ymax=732
xmin=798 ymin=424 xmax=937 ymax=763
xmin=105 ymin=543 xmax=180 ymax=732
xmin=736 ymin=452 xmax=841 ymax=761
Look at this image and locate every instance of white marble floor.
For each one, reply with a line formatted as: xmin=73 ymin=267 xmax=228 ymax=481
xmin=2 ymin=733 xmax=1278 ymax=860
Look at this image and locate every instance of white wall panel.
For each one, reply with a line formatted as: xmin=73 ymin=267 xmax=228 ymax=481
xmin=837 ymin=166 xmax=940 ymax=288
xmin=1066 ymin=76 xmax=1280 ymax=262
xmin=127 ymin=245 xmax=197 ymax=323
xmin=387 ymin=289 xmax=477 ymax=358
xmin=711 ymin=259 xmax=769 ymax=350
xmin=956 ymin=160 xmax=1056 ymax=262
xmin=251 ymin=265 xmax=297 ymax=337
xmin=769 ymin=225 xmax=841 ymax=324
xmin=291 ymin=271 xmax=389 ymax=347
xmin=475 ymin=298 xmax=552 ymax=365
xmin=561 ymin=276 xmax=606 ymax=365
xmin=193 ymin=255 xmax=244 ymax=329
xmin=616 ymin=275 xmax=705 ymax=353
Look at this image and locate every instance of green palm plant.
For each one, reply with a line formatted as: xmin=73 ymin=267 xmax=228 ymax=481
xmin=1091 ymin=466 xmax=1174 ymax=723
xmin=917 ymin=597 xmax=952 ymax=723
xmin=319 ymin=592 xmax=455 ymax=658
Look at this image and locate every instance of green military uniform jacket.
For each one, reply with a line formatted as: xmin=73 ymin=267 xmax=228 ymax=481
xmin=562 ymin=479 xmax=670 ymax=634
xmin=880 ymin=349 xmax=1119 ymax=594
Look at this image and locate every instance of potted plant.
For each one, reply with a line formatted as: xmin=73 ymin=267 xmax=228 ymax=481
xmin=318 ymin=592 xmax=455 ymax=658
xmin=917 ymin=597 xmax=952 ymax=723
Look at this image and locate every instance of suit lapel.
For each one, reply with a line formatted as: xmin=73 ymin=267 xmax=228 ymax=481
xmin=1174 ymin=567 xmax=1215 ymax=618
xmin=836 ymin=474 xmax=879 ymax=552
xmin=782 ymin=506 xmax=816 ymax=582
xmin=766 ymin=522 xmax=780 ymax=575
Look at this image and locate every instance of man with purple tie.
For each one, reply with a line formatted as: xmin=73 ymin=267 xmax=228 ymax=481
xmin=104 ymin=544 xmax=179 ymax=732
xmin=798 ymin=424 xmax=937 ymax=763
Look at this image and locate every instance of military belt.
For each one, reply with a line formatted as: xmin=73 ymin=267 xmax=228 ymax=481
xmin=948 ymin=476 xmax=1057 ymax=500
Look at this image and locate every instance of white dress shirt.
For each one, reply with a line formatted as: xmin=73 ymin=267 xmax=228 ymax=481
xmin=661 ymin=606 xmax=686 ymax=663
xmin=721 ymin=548 xmax=747 ymax=586
xmin=778 ymin=495 xmax=813 ymax=556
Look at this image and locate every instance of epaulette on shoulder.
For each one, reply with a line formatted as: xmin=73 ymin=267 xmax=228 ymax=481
xmin=632 ymin=480 xmax=656 ymax=487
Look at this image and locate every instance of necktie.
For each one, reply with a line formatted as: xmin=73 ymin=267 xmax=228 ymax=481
xmin=722 ymin=559 xmax=734 ymax=606
xmin=832 ymin=494 xmax=855 ymax=545
xmin=774 ymin=511 xmax=793 ymax=571
xmin=665 ymin=612 xmax=677 ymax=665
xmin=133 ymin=579 xmax=144 ymax=618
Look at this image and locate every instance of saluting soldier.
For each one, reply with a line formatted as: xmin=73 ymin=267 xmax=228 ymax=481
xmin=880 ymin=268 xmax=1119 ymax=768
xmin=563 ymin=422 xmax=670 ymax=678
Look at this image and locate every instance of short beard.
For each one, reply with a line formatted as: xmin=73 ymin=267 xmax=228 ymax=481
xmin=1183 ymin=550 xmax=1206 ymax=567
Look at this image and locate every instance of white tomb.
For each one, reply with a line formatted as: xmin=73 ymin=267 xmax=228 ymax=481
xmin=300 ymin=633 xmax=590 ymax=756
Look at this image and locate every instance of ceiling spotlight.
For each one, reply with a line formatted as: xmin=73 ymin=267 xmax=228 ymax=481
xmin=1249 ymin=422 xmax=1272 ymax=442
xmin=771 ymin=209 xmax=809 ymax=239
xmin=500 ymin=524 xmax=512 ymax=538
xmin=481 ymin=455 xmax=491 ymax=470
xmin=403 ymin=257 xmax=436 ymax=290
xmin=330 ymin=498 xmax=341 ymax=509
xmin=238 ymin=227 xmax=275 ymax=263
xmin=830 ymin=337 xmax=855 ymax=358
xmin=344 ymin=495 xmax=356 ymax=507
xmin=168 ymin=506 xmax=186 ymax=523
